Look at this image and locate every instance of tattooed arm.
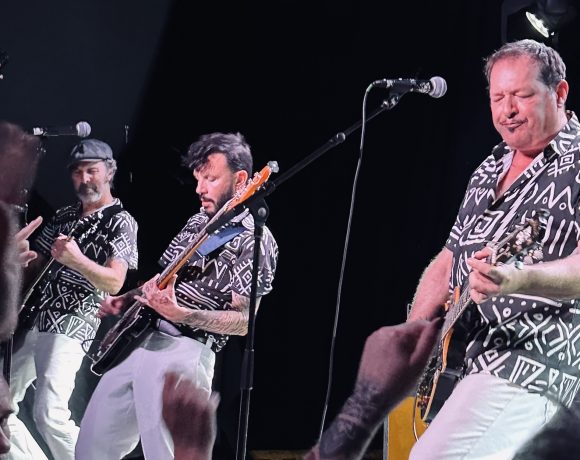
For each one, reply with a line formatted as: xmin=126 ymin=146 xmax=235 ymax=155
xmin=178 ymin=291 xmax=258 ymax=335
xmin=304 ymin=319 xmax=441 ymax=460
xmin=134 ymin=274 xmax=259 ymax=335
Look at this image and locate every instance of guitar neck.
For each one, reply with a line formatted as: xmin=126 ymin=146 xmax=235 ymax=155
xmin=441 ymin=281 xmax=472 ymax=339
xmin=156 ymin=198 xmax=235 ymax=289
xmin=20 ymin=258 xmax=58 ymax=309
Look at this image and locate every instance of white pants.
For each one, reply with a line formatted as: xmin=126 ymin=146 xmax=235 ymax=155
xmin=409 ymin=373 xmax=559 ymax=460
xmin=6 ymin=329 xmax=86 ymax=460
xmin=75 ymin=330 xmax=215 ymax=460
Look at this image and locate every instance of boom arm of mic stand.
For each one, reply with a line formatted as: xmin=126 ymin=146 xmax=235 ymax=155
xmin=208 ymin=97 xmax=401 ymax=236
xmin=273 ymin=100 xmax=396 ymax=190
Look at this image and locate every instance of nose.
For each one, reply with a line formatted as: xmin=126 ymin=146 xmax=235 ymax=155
xmin=195 ymin=178 xmax=206 ymax=196
xmin=502 ymin=95 xmax=517 ymax=119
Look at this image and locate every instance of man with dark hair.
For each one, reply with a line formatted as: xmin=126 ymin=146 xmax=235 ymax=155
xmin=407 ymin=39 xmax=580 ymax=459
xmin=76 ymin=131 xmax=278 ymax=459
xmin=6 ymin=138 xmax=139 ymax=460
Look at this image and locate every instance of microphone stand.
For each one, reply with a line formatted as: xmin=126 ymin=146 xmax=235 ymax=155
xmin=234 ymin=197 xmax=269 ymax=460
xmin=230 ymin=92 xmax=406 ymax=460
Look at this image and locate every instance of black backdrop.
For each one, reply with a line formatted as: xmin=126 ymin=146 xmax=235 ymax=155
xmin=1 ymin=0 xmax=579 ymax=457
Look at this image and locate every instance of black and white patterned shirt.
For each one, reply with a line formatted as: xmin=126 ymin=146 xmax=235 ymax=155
xmin=446 ymin=111 xmax=580 ymax=405
xmin=31 ymin=199 xmax=138 ymax=343
xmin=158 ymin=210 xmax=278 ymax=352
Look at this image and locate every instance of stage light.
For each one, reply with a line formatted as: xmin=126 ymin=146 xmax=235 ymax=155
xmin=501 ymin=0 xmax=577 ymax=43
xmin=525 ymin=0 xmax=576 ymax=38
xmin=525 ymin=11 xmax=551 ymax=37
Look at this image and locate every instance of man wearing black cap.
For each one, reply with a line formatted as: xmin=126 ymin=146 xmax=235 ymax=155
xmin=6 ymin=138 xmax=139 ymax=460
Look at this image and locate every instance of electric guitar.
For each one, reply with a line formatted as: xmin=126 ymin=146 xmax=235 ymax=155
xmin=414 ymin=209 xmax=550 ymax=427
xmin=90 ymin=161 xmax=278 ymax=376
xmin=17 ymin=221 xmax=82 ymax=331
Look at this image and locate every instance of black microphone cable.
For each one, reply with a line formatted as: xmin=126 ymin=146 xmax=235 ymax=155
xmin=317 ymin=81 xmax=375 ymax=442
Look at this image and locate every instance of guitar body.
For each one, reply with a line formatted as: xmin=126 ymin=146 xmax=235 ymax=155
xmin=11 ymin=303 xmax=42 ymax=354
xmin=90 ymin=303 xmax=154 ymax=376
xmin=416 ymin=288 xmax=475 ymax=423
xmin=386 ymin=396 xmax=428 ymax=459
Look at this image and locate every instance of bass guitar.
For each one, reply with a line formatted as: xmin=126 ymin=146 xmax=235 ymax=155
xmin=90 ymin=161 xmax=278 ymax=376
xmin=414 ymin=209 xmax=550 ymax=427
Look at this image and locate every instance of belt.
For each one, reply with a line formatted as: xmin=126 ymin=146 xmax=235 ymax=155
xmin=154 ymin=319 xmax=218 ymax=353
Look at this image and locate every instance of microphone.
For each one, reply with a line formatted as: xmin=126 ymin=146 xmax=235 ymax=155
xmin=31 ymin=121 xmax=92 ymax=138
xmin=371 ymin=76 xmax=447 ymax=98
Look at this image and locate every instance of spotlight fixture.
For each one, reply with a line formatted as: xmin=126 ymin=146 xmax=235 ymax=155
xmin=525 ymin=11 xmax=551 ymax=37
xmin=525 ymin=0 xmax=577 ymax=38
xmin=501 ymin=0 xmax=577 ymax=43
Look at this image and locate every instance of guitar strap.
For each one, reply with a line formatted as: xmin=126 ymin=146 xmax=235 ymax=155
xmin=196 ymin=223 xmax=246 ymax=257
xmin=75 ymin=202 xmax=124 ymax=242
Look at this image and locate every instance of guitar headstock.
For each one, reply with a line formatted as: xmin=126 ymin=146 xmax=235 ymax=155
xmin=489 ymin=209 xmax=550 ymax=266
xmin=228 ymin=161 xmax=278 ymax=210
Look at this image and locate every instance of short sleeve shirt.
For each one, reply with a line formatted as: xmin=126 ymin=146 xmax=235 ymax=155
xmin=31 ymin=199 xmax=138 ymax=343
xmin=445 ymin=112 xmax=580 ymax=405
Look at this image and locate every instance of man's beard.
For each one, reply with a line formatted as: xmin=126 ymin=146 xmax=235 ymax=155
xmin=77 ymin=183 xmax=102 ymax=204
xmin=204 ymin=189 xmax=235 ymax=218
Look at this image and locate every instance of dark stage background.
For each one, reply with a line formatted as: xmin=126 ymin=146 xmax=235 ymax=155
xmin=1 ymin=1 xmax=579 ymax=458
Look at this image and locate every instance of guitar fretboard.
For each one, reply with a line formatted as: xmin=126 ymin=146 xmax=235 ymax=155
xmin=441 ymin=281 xmax=472 ymax=339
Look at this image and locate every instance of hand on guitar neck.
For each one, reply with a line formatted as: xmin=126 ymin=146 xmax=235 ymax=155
xmin=467 ymin=246 xmax=525 ymax=304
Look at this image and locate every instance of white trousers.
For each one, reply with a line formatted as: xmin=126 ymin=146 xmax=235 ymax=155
xmin=409 ymin=373 xmax=559 ymax=460
xmin=6 ymin=329 xmax=86 ymax=460
xmin=75 ymin=330 xmax=215 ymax=460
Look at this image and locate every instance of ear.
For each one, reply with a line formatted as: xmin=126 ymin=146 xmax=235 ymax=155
xmin=555 ymin=79 xmax=569 ymax=108
xmin=235 ymin=170 xmax=249 ymax=190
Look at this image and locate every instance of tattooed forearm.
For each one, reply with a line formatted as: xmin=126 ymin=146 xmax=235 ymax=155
xmin=317 ymin=380 xmax=384 ymax=459
xmin=180 ymin=293 xmax=256 ymax=335
xmin=181 ymin=309 xmax=249 ymax=335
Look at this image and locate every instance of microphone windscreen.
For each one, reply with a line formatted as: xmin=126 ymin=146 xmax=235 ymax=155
xmin=429 ymin=77 xmax=447 ymax=98
xmin=76 ymin=121 xmax=91 ymax=138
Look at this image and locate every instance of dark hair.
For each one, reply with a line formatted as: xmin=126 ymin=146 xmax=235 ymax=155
xmin=483 ymin=39 xmax=566 ymax=90
xmin=182 ymin=132 xmax=253 ymax=175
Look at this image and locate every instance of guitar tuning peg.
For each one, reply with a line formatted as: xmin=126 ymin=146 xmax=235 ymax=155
xmin=267 ymin=160 xmax=279 ymax=173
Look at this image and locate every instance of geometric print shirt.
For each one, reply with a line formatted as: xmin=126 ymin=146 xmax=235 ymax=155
xmin=30 ymin=198 xmax=138 ymax=345
xmin=445 ymin=111 xmax=580 ymax=406
xmin=158 ymin=210 xmax=278 ymax=353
